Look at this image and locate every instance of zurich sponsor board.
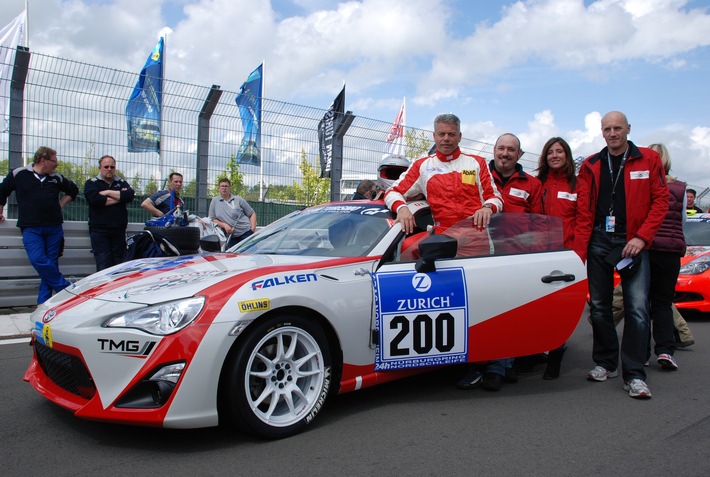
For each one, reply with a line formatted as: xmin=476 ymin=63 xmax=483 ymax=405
xmin=374 ymin=268 xmax=469 ymax=371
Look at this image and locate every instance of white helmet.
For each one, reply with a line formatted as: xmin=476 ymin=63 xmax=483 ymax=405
xmin=377 ymin=154 xmax=410 ymax=191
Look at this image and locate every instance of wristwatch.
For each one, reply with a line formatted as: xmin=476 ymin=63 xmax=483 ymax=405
xmin=483 ymin=204 xmax=493 ymax=210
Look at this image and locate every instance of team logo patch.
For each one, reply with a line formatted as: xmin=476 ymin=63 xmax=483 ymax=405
xmin=461 ymin=169 xmax=477 ymax=186
xmin=239 ymin=299 xmax=271 ymax=313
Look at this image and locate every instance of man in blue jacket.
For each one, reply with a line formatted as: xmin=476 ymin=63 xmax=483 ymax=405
xmin=0 ymin=146 xmax=79 ymax=303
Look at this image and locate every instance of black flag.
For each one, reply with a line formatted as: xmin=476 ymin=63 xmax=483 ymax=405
xmin=317 ymin=86 xmax=345 ymax=178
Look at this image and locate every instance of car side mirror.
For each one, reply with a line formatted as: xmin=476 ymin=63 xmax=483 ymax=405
xmin=415 ymin=234 xmax=458 ymax=273
xmin=200 ymin=234 xmax=221 ymax=253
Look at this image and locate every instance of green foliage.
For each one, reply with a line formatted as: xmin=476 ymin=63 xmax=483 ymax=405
xmin=131 ymin=173 xmax=143 ymax=195
xmin=183 ymin=178 xmax=197 ymax=197
xmin=145 ymin=175 xmax=159 ymax=195
xmin=212 ymin=154 xmax=246 ymax=197
xmin=291 ymin=149 xmax=330 ymax=206
xmin=405 ymin=129 xmax=433 ymax=161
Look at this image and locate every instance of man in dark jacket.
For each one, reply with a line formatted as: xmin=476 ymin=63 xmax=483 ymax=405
xmin=0 ymin=146 xmax=79 ymax=303
xmin=84 ymin=155 xmax=135 ymax=271
xmin=574 ymin=112 xmax=669 ymax=399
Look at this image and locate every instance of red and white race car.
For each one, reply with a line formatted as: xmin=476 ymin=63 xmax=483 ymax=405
xmin=25 ymin=201 xmax=587 ymax=438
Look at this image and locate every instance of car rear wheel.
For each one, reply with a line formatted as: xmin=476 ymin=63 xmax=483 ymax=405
xmin=222 ymin=315 xmax=332 ymax=438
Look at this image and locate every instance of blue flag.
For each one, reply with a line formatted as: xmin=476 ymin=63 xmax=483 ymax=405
xmin=235 ymin=64 xmax=262 ymax=166
xmin=126 ymin=38 xmax=164 ymax=153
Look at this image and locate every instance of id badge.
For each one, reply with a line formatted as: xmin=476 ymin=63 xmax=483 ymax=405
xmin=605 ymin=215 xmax=616 ymax=233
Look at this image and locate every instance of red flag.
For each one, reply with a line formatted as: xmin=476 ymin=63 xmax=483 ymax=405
xmin=385 ymin=99 xmax=405 ymax=155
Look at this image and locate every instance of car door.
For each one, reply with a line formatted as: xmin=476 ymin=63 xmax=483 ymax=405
xmin=372 ymin=213 xmax=587 ymax=371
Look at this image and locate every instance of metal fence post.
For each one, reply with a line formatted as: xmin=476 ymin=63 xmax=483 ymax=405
xmin=196 ymin=84 xmax=222 ymax=217
xmin=6 ymin=46 xmax=31 ymax=218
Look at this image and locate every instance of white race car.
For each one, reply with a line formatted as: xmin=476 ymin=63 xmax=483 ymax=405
xmin=25 ymin=201 xmax=587 ymax=438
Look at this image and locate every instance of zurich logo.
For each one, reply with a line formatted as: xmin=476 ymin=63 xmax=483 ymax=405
xmin=411 ymin=273 xmax=431 ymax=293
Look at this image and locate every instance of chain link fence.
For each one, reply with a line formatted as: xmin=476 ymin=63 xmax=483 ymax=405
xmin=7 ymin=45 xmax=703 ymax=226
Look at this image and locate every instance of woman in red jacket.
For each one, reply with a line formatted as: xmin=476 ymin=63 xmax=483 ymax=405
xmin=536 ymin=137 xmax=578 ymax=379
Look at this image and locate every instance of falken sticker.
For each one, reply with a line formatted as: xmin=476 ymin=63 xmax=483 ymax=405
xmin=374 ymin=268 xmax=468 ymax=371
xmin=251 ymin=273 xmax=317 ymax=291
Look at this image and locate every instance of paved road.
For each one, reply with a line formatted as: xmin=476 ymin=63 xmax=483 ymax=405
xmin=2 ymin=314 xmax=709 ymax=476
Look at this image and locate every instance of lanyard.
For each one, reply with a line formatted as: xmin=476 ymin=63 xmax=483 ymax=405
xmin=607 ymin=146 xmax=628 ymax=215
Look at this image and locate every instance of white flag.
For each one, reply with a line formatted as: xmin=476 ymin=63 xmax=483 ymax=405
xmin=1 ymin=9 xmax=27 ymax=134
xmin=385 ymin=98 xmax=406 ymax=156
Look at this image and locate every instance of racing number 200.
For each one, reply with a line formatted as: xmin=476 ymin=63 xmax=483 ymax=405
xmin=389 ymin=313 xmax=455 ymax=356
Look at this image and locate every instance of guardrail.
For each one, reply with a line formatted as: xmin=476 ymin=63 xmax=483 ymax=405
xmin=0 ymin=220 xmax=144 ymax=307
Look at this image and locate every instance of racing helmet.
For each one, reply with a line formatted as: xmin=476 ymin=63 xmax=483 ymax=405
xmin=377 ymin=154 xmax=410 ymax=191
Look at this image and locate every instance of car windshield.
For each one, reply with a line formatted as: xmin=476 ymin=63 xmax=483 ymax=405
xmin=684 ymin=215 xmax=710 ymax=246
xmin=398 ymin=213 xmax=565 ymax=261
xmin=232 ymin=203 xmax=393 ymax=257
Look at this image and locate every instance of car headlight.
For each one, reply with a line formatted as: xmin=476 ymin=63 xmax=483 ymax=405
xmin=679 ymin=255 xmax=710 ymax=276
xmin=104 ymin=297 xmax=205 ymax=335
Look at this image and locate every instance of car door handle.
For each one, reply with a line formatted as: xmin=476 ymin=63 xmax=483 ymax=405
xmin=541 ymin=273 xmax=576 ymax=283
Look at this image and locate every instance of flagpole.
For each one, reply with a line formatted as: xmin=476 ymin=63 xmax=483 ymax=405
xmin=259 ymin=59 xmax=264 ymax=202
xmin=159 ymin=33 xmax=166 ymax=190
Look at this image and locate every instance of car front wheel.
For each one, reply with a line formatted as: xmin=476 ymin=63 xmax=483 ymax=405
xmin=222 ymin=315 xmax=332 ymax=438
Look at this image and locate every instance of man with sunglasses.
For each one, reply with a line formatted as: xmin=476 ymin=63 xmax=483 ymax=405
xmin=0 ymin=146 xmax=79 ymax=303
xmin=84 ymin=155 xmax=135 ymax=271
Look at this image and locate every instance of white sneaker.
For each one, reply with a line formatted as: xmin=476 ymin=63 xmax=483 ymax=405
xmin=623 ymin=379 xmax=652 ymax=399
xmin=657 ymin=353 xmax=679 ymax=371
xmin=587 ymin=365 xmax=618 ymax=382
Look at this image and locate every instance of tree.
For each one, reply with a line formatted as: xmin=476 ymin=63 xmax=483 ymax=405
xmin=405 ymin=129 xmax=433 ymax=161
xmin=131 ymin=173 xmax=143 ymax=195
xmin=145 ymin=175 xmax=158 ymax=195
xmin=212 ymin=154 xmax=246 ymax=197
xmin=291 ymin=149 xmax=330 ymax=206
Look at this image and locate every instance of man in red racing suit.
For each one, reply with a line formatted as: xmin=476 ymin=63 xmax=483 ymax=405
xmin=384 ymin=113 xmax=502 ymax=236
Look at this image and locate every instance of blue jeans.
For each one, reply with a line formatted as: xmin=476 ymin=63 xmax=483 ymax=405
xmin=90 ymin=228 xmax=127 ymax=271
xmin=486 ymin=358 xmax=514 ymax=376
xmin=22 ymin=225 xmax=71 ymax=304
xmin=587 ymin=229 xmax=650 ymax=381
xmin=226 ymin=229 xmax=254 ymax=250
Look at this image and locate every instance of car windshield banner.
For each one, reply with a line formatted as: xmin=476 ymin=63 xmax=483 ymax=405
xmin=126 ymin=37 xmax=163 ymax=153
xmin=235 ymin=64 xmax=262 ymax=166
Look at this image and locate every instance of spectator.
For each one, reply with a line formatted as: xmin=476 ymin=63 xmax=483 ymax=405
xmin=0 ymin=146 xmax=79 ymax=304
xmin=488 ymin=133 xmax=544 ymax=385
xmin=352 ymin=179 xmax=376 ymax=200
xmin=612 ymin=143 xmax=687 ymax=371
xmin=209 ymin=178 xmax=256 ymax=250
xmin=536 ymin=137 xmax=578 ymax=379
xmin=141 ymin=172 xmax=184 ymax=217
xmin=686 ymin=188 xmax=703 ymax=213
xmin=574 ymin=111 xmax=669 ymax=399
xmin=383 ymin=113 xmax=503 ymax=391
xmin=84 ymin=155 xmax=135 ymax=271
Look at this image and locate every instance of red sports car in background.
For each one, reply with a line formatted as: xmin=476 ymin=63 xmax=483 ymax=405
xmin=675 ymin=213 xmax=710 ymax=314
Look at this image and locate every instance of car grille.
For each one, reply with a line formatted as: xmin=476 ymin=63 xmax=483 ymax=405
xmin=34 ymin=341 xmax=96 ymax=400
xmin=674 ymin=292 xmax=704 ymax=303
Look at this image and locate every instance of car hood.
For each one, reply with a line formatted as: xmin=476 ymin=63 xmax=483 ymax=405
xmin=682 ymin=246 xmax=710 ymax=265
xmin=61 ymin=253 xmax=333 ymax=305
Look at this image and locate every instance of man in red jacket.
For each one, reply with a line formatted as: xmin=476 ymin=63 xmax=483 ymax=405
xmin=574 ymin=111 xmax=669 ymax=399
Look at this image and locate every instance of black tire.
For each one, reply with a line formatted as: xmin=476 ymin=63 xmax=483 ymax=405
xmin=221 ymin=315 xmax=332 ymax=439
xmin=144 ymin=226 xmax=200 ymax=254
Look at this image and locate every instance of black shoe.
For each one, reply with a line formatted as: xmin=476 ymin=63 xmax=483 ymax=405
xmin=543 ymin=348 xmax=565 ymax=380
xmin=543 ymin=361 xmax=561 ymax=380
xmin=456 ymin=370 xmax=483 ymax=390
xmin=482 ymin=372 xmax=502 ymax=391
xmin=503 ymin=367 xmax=518 ymax=383
xmin=677 ymin=340 xmax=694 ymax=348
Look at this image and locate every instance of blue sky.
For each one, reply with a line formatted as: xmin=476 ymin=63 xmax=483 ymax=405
xmin=3 ymin=0 xmax=710 ymax=194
